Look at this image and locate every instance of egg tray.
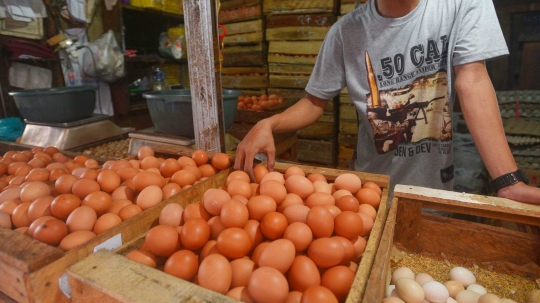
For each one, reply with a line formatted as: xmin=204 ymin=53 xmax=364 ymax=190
xmin=66 ymin=162 xmax=392 ymax=303
xmin=497 ymin=91 xmax=540 ymax=119
xmin=361 ymin=185 xmax=540 ymax=303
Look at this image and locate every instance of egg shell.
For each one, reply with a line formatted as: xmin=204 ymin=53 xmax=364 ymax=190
xmin=260 ymin=211 xmax=288 ymax=239
xmin=277 ymin=193 xmax=303 ymax=212
xmin=0 ymin=212 xmax=11 ymax=228
xmin=312 ymin=180 xmax=331 ymax=194
xmin=146 ymin=225 xmax=181 ymax=257
xmin=467 ymin=284 xmax=487 ymax=295
xmin=198 ymin=254 xmax=232 ymax=294
xmin=392 ymin=267 xmax=415 ymax=284
xmin=415 ymin=273 xmax=435 ymax=286
xmin=230 ymin=258 xmax=256 ymax=288
xmin=352 ymin=236 xmax=367 ymax=262
xmin=19 ymin=182 xmax=50 ymax=203
xmin=305 ymin=192 xmax=335 ymax=208
xmin=171 ymin=170 xmax=197 ymax=188
xmin=227 ymin=287 xmax=255 ymax=303
xmin=71 ymin=179 xmax=100 ymax=200
xmin=161 ymin=183 xmax=182 ymax=200
xmin=137 ymin=146 xmax=154 ymax=160
xmin=301 ymin=285 xmax=339 ymax=303
xmin=333 ymin=236 xmax=355 ymax=265
xmin=358 ymin=204 xmax=377 ymax=221
xmin=334 ymin=173 xmax=362 ymax=194
xmin=358 ymin=212 xmax=374 ymax=237
xmin=259 ymin=180 xmax=287 ymax=204
xmin=253 ymin=165 xmax=269 ymax=184
xmin=286 ymin=291 xmax=303 ymax=303
xmin=332 ymin=189 xmax=352 ymax=201
xmin=246 ymin=195 xmax=277 ymax=221
xmin=80 ymin=169 xmax=99 ymax=181
xmin=118 ymin=204 xmax=143 ymax=221
xmin=243 ymin=219 xmax=264 ymax=252
xmin=321 ymin=265 xmax=355 ymax=302
xmin=220 ymin=199 xmax=249 ymax=229
xmin=282 ymin=204 xmax=310 ymax=224
xmin=356 ymin=188 xmax=381 ymax=209
xmin=211 ymin=153 xmax=231 ymax=170
xmin=199 ymin=240 xmax=219 ymax=261
xmin=308 ymin=173 xmax=327 ymax=183
xmin=93 ymin=213 xmax=122 ymax=235
xmin=227 ymin=170 xmax=250 ymax=184
xmin=132 ymin=171 xmax=165 ymax=192
xmin=136 ymin=185 xmax=163 ymax=210
xmin=306 ymin=206 xmax=334 ymax=238
xmin=449 ymin=267 xmax=476 ymax=288
xmin=227 ymin=179 xmax=253 ymax=200
xmin=54 ymin=174 xmax=79 ymax=194
xmin=362 ymin=182 xmax=382 ymax=196
xmin=183 ymin=203 xmax=211 ymax=221
xmin=96 ymin=170 xmax=121 ymax=193
xmin=396 ymin=278 xmax=425 ymax=303
xmin=335 ymin=195 xmax=360 ymax=212
xmin=203 ymin=189 xmax=232 ymax=216
xmin=159 ymin=203 xmax=184 ymax=227
xmin=386 ymin=285 xmax=396 ymax=298
xmin=248 ymin=267 xmax=289 ymax=303
xmin=59 ymin=230 xmax=96 ymax=251
xmin=334 ymin=211 xmax=363 ymax=240
xmin=258 ymin=239 xmax=295 ymax=274
xmin=28 ymin=215 xmax=55 ymax=236
xmin=216 ymin=227 xmax=252 ymax=259
xmin=423 ymin=281 xmax=450 ymax=303
xmin=288 ymin=255 xmax=321 ymax=292
xmin=383 ymin=297 xmax=406 ymax=303
xmin=111 ymin=186 xmax=136 ymax=202
xmin=164 ymin=250 xmax=199 ymax=280
xmin=180 ymin=218 xmax=210 ymax=250
xmin=181 ymin=165 xmax=202 ymax=181
xmin=27 ymin=195 xmax=54 ymax=222
xmin=33 ymin=219 xmax=68 ymax=246
xmin=82 ymin=191 xmax=113 ymax=217
xmin=207 ymin=216 xmax=225 ymax=240
xmin=0 ymin=186 xmax=21 ymax=204
xmin=455 ymin=290 xmax=481 ymax=303
xmin=66 ymin=206 xmax=97 ymax=232
xmin=108 ymin=199 xmax=133 ymax=215
xmin=283 ymin=222 xmax=313 ymax=252
xmin=0 ymin=199 xmax=19 ymax=215
xmin=444 ymin=281 xmax=465 ymax=299
xmin=285 ymin=175 xmax=314 ymax=199
xmin=307 ymin=238 xmax=345 ymax=269
xmin=261 ymin=171 xmax=285 ymax=184
xmin=478 ymin=294 xmax=502 ymax=303
xmin=159 ymin=159 xmax=181 ymax=178
xmin=117 ymin=167 xmax=140 ymax=182
xmin=284 ymin=166 xmax=305 ymax=179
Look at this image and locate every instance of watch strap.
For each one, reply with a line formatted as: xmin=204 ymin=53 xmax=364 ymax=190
xmin=486 ymin=169 xmax=529 ymax=193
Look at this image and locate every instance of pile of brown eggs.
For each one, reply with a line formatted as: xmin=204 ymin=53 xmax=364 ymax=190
xmin=0 ymin=146 xmax=232 ymax=252
xmin=126 ymin=165 xmax=382 ymax=303
xmin=237 ymin=94 xmax=285 ymax=111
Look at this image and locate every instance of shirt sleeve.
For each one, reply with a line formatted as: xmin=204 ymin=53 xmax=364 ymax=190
xmin=305 ymin=23 xmax=347 ymax=100
xmin=452 ymin=0 xmax=509 ymax=66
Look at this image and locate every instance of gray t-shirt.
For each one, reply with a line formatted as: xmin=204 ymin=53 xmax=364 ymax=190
xmin=305 ymin=0 xmax=508 ymax=191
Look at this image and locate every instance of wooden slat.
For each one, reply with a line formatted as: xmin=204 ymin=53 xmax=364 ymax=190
xmin=263 ymin=0 xmax=335 ymax=14
xmin=339 ymin=95 xmax=352 ymax=104
xmin=298 ymin=121 xmax=335 ymax=140
xmin=360 ymin=199 xmax=398 ymax=303
xmin=339 ymin=120 xmax=358 ymax=135
xmin=340 ymin=103 xmax=357 ymax=120
xmin=224 ymin=32 xmax=263 ymax=45
xmin=266 ymin=26 xmax=330 ymax=40
xmin=266 ymin=13 xmax=336 ymax=28
xmin=268 ymin=54 xmax=317 ymax=65
xmin=340 ymin=3 xmax=356 ymax=15
xmin=219 ymin=5 xmax=262 ymax=24
xmin=234 ymin=109 xmax=274 ymax=124
xmin=394 ymin=197 xmax=423 ymax=253
xmin=223 ymin=19 xmax=263 ymax=35
xmin=338 ymin=134 xmax=358 ymax=147
xmin=269 ymin=63 xmax=314 ymax=75
xmin=221 ymin=75 xmax=268 ymax=89
xmin=220 ymin=0 xmax=260 ymax=11
xmin=394 ymin=185 xmax=540 ymax=226
xmin=269 ymin=75 xmax=310 ymax=89
xmin=223 ymin=44 xmax=267 ymax=67
xmin=269 ymin=41 xmax=323 ymax=55
xmin=339 ymin=145 xmax=354 ymax=160
xmin=221 ymin=66 xmax=268 ymax=74
xmin=297 ymin=139 xmax=336 ymax=165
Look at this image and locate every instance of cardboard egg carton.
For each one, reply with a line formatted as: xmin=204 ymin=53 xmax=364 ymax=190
xmin=503 ymin=118 xmax=540 ymax=138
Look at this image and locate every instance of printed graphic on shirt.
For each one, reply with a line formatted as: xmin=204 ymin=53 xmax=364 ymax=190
xmin=365 ymin=37 xmax=452 ymax=155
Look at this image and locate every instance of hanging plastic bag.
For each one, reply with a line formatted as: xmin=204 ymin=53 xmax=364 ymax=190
xmin=158 ymin=31 xmax=185 ymax=60
xmin=80 ymin=30 xmax=125 ymax=82
xmin=0 ymin=117 xmax=25 ymax=141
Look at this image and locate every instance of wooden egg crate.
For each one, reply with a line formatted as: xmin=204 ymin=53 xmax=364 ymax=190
xmin=268 ymin=63 xmax=313 ymax=90
xmin=263 ymin=0 xmax=338 ymax=14
xmin=223 ymin=43 xmax=268 ymax=67
xmin=66 ymin=162 xmax=391 ymax=303
xmin=218 ymin=0 xmax=262 ymax=24
xmin=266 ymin=13 xmax=336 ymax=41
xmin=362 ymin=185 xmax=540 ymax=303
xmin=221 ymin=66 xmax=268 ymax=90
xmin=340 ymin=0 xmax=367 ymax=15
xmin=268 ymin=41 xmax=322 ymax=65
xmin=223 ymin=19 xmax=264 ymax=45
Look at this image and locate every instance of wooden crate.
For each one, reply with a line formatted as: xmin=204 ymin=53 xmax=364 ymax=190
xmin=223 ymin=43 xmax=268 ymax=67
xmin=266 ymin=13 xmax=336 ymax=41
xmin=362 ymin=185 xmax=540 ymax=303
xmin=218 ymin=0 xmax=262 ymax=24
xmin=297 ymin=113 xmax=336 ymax=140
xmin=339 ymin=0 xmax=366 ymax=15
xmin=340 ymin=120 xmax=358 ymax=135
xmin=221 ymin=66 xmax=268 ymax=89
xmin=339 ymin=133 xmax=358 ymax=148
xmin=340 ymin=103 xmax=357 ymax=121
xmin=268 ymin=41 xmax=322 ymax=65
xmin=67 ymin=162 xmax=391 ymax=303
xmin=268 ymin=63 xmax=313 ymax=89
xmin=297 ymin=138 xmax=337 ymax=166
xmin=223 ymin=19 xmax=264 ymax=45
xmin=263 ymin=0 xmax=338 ymax=14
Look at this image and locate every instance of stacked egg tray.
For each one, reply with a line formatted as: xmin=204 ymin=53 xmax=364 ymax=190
xmin=497 ymin=91 xmax=540 ymax=119
xmin=362 ymin=185 xmax=540 ymax=303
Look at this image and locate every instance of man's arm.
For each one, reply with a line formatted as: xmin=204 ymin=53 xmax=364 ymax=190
xmin=234 ymin=94 xmax=329 ymax=178
xmin=454 ymin=61 xmax=540 ymax=204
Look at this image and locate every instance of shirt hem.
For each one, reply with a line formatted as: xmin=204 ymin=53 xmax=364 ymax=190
xmin=452 ymin=49 xmax=509 ymax=66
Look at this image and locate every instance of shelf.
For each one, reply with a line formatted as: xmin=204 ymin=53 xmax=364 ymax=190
xmin=124 ymin=55 xmax=187 ymax=64
xmin=121 ymin=4 xmax=184 ymax=20
xmin=8 ymin=57 xmax=59 ymax=62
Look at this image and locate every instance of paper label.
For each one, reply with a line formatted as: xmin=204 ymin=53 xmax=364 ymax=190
xmin=93 ymin=233 xmax=122 ymax=253
xmin=58 ymin=273 xmax=71 ymax=299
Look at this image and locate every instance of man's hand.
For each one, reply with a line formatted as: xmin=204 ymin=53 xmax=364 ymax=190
xmin=234 ymin=119 xmax=276 ymax=181
xmin=497 ymin=182 xmax=540 ymax=205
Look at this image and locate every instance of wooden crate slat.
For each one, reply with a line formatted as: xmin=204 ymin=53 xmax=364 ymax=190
xmin=339 ymin=95 xmax=353 ymax=104
xmin=339 ymin=133 xmax=358 ymax=147
xmin=298 ymin=121 xmax=335 ymax=140
xmin=269 ymin=75 xmax=310 ymax=89
xmin=219 ymin=5 xmax=262 ymax=24
xmin=223 ymin=19 xmax=263 ymax=35
xmin=221 ymin=75 xmax=268 ymax=89
xmin=339 ymin=144 xmax=355 ymax=160
xmin=268 ymin=54 xmax=317 ymax=65
xmin=224 ymin=32 xmax=263 ymax=45
xmin=266 ymin=26 xmax=330 ymax=41
xmin=269 ymin=63 xmax=314 ymax=74
xmin=297 ymin=139 xmax=336 ymax=164
xmin=339 ymin=120 xmax=358 ymax=134
xmin=340 ymin=103 xmax=357 ymax=120
xmin=263 ymin=0 xmax=336 ymax=14
xmin=221 ymin=66 xmax=268 ymax=74
xmin=266 ymin=12 xmax=336 ymax=28
xmin=220 ymin=0 xmax=261 ymax=10
xmin=340 ymin=3 xmax=357 ymax=15
xmin=269 ymin=40 xmax=323 ymax=55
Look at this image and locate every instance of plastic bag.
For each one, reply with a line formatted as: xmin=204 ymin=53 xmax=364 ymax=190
xmin=158 ymin=31 xmax=185 ymax=60
xmin=80 ymin=30 xmax=125 ymax=82
xmin=0 ymin=118 xmax=25 ymax=141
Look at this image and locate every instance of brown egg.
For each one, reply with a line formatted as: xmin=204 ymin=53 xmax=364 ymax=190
xmin=33 ymin=218 xmax=68 ymax=246
xmin=332 ymin=189 xmax=353 ymax=201
xmin=332 ymin=236 xmax=355 ymax=265
xmin=145 ymin=167 xmax=161 ymax=175
xmin=12 ymin=202 xmax=32 ymax=228
xmin=259 ymin=180 xmax=287 ymax=205
xmin=230 ymin=258 xmax=256 ymax=288
xmin=307 ymin=173 xmax=327 ymax=183
xmin=282 ymin=204 xmax=310 ymax=224
xmin=220 ymin=199 xmax=249 ymax=228
xmin=356 ymin=188 xmax=381 ymax=209
xmin=122 ymin=179 xmax=136 ymax=191
xmin=183 ymin=203 xmax=211 ymax=221
xmin=140 ymin=156 xmax=160 ymax=170
xmin=162 ymin=183 xmax=182 ymax=200
xmin=164 ymin=250 xmax=199 ymax=280
xmin=159 ymin=203 xmax=183 ymax=227
xmin=111 ymin=186 xmax=135 ymax=201
xmin=0 ymin=213 xmax=12 ymax=228
xmin=84 ymin=159 xmax=99 ymax=169
xmin=59 ymin=230 xmax=96 ymax=251
xmin=0 ymin=186 xmax=21 ymax=204
xmin=284 ymin=166 xmax=305 ymax=179
xmin=197 ymin=164 xmax=216 ymax=178
xmin=125 ymin=249 xmax=158 ymax=267
xmin=93 ymin=213 xmax=122 ymax=235
xmin=80 ymin=169 xmax=99 ymax=181
xmin=260 ymin=211 xmax=288 ymax=239
xmin=136 ymin=185 xmax=163 ymax=210
xmin=181 ymin=218 xmax=210 ymax=250
xmin=217 ymin=227 xmax=252 ymax=259
xmin=358 ymin=213 xmax=374 ymax=237
xmin=200 ymin=240 xmax=219 ymax=261
xmin=71 ymin=167 xmax=88 ymax=179
xmin=246 ymin=195 xmax=277 ymax=221
xmin=118 ymin=204 xmax=143 ymax=221
xmin=137 ymin=146 xmax=154 ymax=160
xmin=0 ymin=199 xmax=20 ymax=215
xmin=308 ymin=238 xmax=345 ymax=269
xmin=352 ymin=236 xmax=367 ymax=262
xmin=227 ymin=287 xmax=255 ymax=302
xmin=7 ymin=162 xmax=26 ymax=175
xmin=108 ymin=199 xmax=133 ymax=215
xmin=335 ymin=195 xmax=360 ymax=212
xmin=12 ymin=152 xmax=30 ymax=162
xmin=25 ymin=168 xmax=50 ymax=182
xmin=358 ymin=204 xmax=377 ymax=221
xmin=96 ymin=170 xmax=121 ymax=193
xmin=131 ymin=172 xmax=165 ymax=192
xmin=334 ymin=173 xmax=362 ymax=194
xmin=50 ymin=194 xmax=81 ymax=220
xmin=227 ymin=179 xmax=252 ymax=200
xmin=306 ymin=206 xmax=334 ymax=238
xmin=28 ymin=196 xmax=54 ymax=221
xmin=203 ymin=189 xmax=231 ymax=216
xmin=15 ymin=164 xmax=32 ymax=176
xmin=145 ymin=224 xmax=181 ymax=257
xmin=66 ymin=205 xmax=97 ymax=232
xmin=181 ymin=165 xmax=202 ymax=180
xmin=9 ymin=176 xmax=25 ymax=186
xmin=19 ymin=182 xmax=50 ymax=203
xmin=82 ymin=191 xmax=113 ymax=217
xmin=243 ymin=219 xmax=264 ymax=252
xmin=192 ymin=150 xmax=209 ymax=166
xmin=159 ymin=158 xmax=181 ymax=178
xmin=207 ymin=216 xmax=226 ymax=240
xmin=27 ymin=215 xmax=55 ymax=236
xmin=258 ymin=239 xmax=296 ymax=274
xmin=283 ymin=222 xmax=313 ymax=252
xmin=334 ymin=211 xmax=363 ymax=240
xmin=198 ymin=254 xmax=232 ymax=294
xmin=28 ymin=157 xmax=46 ymax=168
xmin=226 ymin=170 xmax=250 ymax=184
xmin=305 ymin=192 xmax=335 ymax=208
xmin=277 ymin=193 xmax=303 ymax=212
xmin=312 ymin=180 xmax=331 ymax=194
xmin=321 ymin=266 xmax=355 ymax=302
xmin=249 ymin=183 xmax=259 ymax=197
xmin=71 ymin=179 xmax=101 ymax=200
xmin=117 ymin=167 xmax=139 ymax=182
xmin=171 ymin=170 xmax=197 ymax=187
xmin=15 ymin=226 xmax=29 ymax=234
xmin=177 ymin=156 xmax=196 ymax=168
xmin=286 ymin=175 xmax=315 ymax=199
xmin=253 ymin=165 xmax=269 ymax=184
xmin=54 ymin=174 xmax=77 ymax=194
xmin=247 ymin=267 xmax=289 ymax=303
xmin=362 ymin=182 xmax=382 ymax=196
xmin=211 ymin=153 xmax=231 ymax=171
xmin=301 ymin=286 xmax=339 ymax=303
xmin=288 ymin=255 xmax=321 ymax=292
xmin=65 ymin=161 xmax=84 ymax=173
xmin=261 ymin=171 xmax=285 ymax=184
xmin=43 ymin=146 xmax=59 ymax=156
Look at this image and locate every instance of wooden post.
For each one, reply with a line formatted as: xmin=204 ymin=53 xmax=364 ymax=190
xmin=183 ymin=0 xmax=225 ymax=152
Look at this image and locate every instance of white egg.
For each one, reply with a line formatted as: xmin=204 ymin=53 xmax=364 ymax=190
xmin=467 ymin=284 xmax=487 ymax=295
xmin=478 ymin=294 xmax=502 ymax=303
xmin=449 ymin=267 xmax=476 ymax=287
xmin=396 ymin=278 xmax=425 ymax=303
xmin=386 ymin=285 xmax=396 ymax=298
xmin=455 ymin=290 xmax=481 ymax=303
xmin=415 ymin=273 xmax=435 ymax=285
xmin=423 ymin=281 xmax=450 ymax=303
xmin=448 ymin=298 xmax=458 ymax=303
xmin=392 ymin=267 xmax=416 ymax=284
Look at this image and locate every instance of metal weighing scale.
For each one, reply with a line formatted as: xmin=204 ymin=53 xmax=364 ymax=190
xmin=128 ymin=127 xmax=195 ymax=156
xmin=20 ymin=114 xmax=130 ymax=150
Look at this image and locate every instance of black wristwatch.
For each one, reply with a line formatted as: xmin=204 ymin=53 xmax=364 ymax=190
xmin=485 ymin=169 xmax=529 ymax=193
